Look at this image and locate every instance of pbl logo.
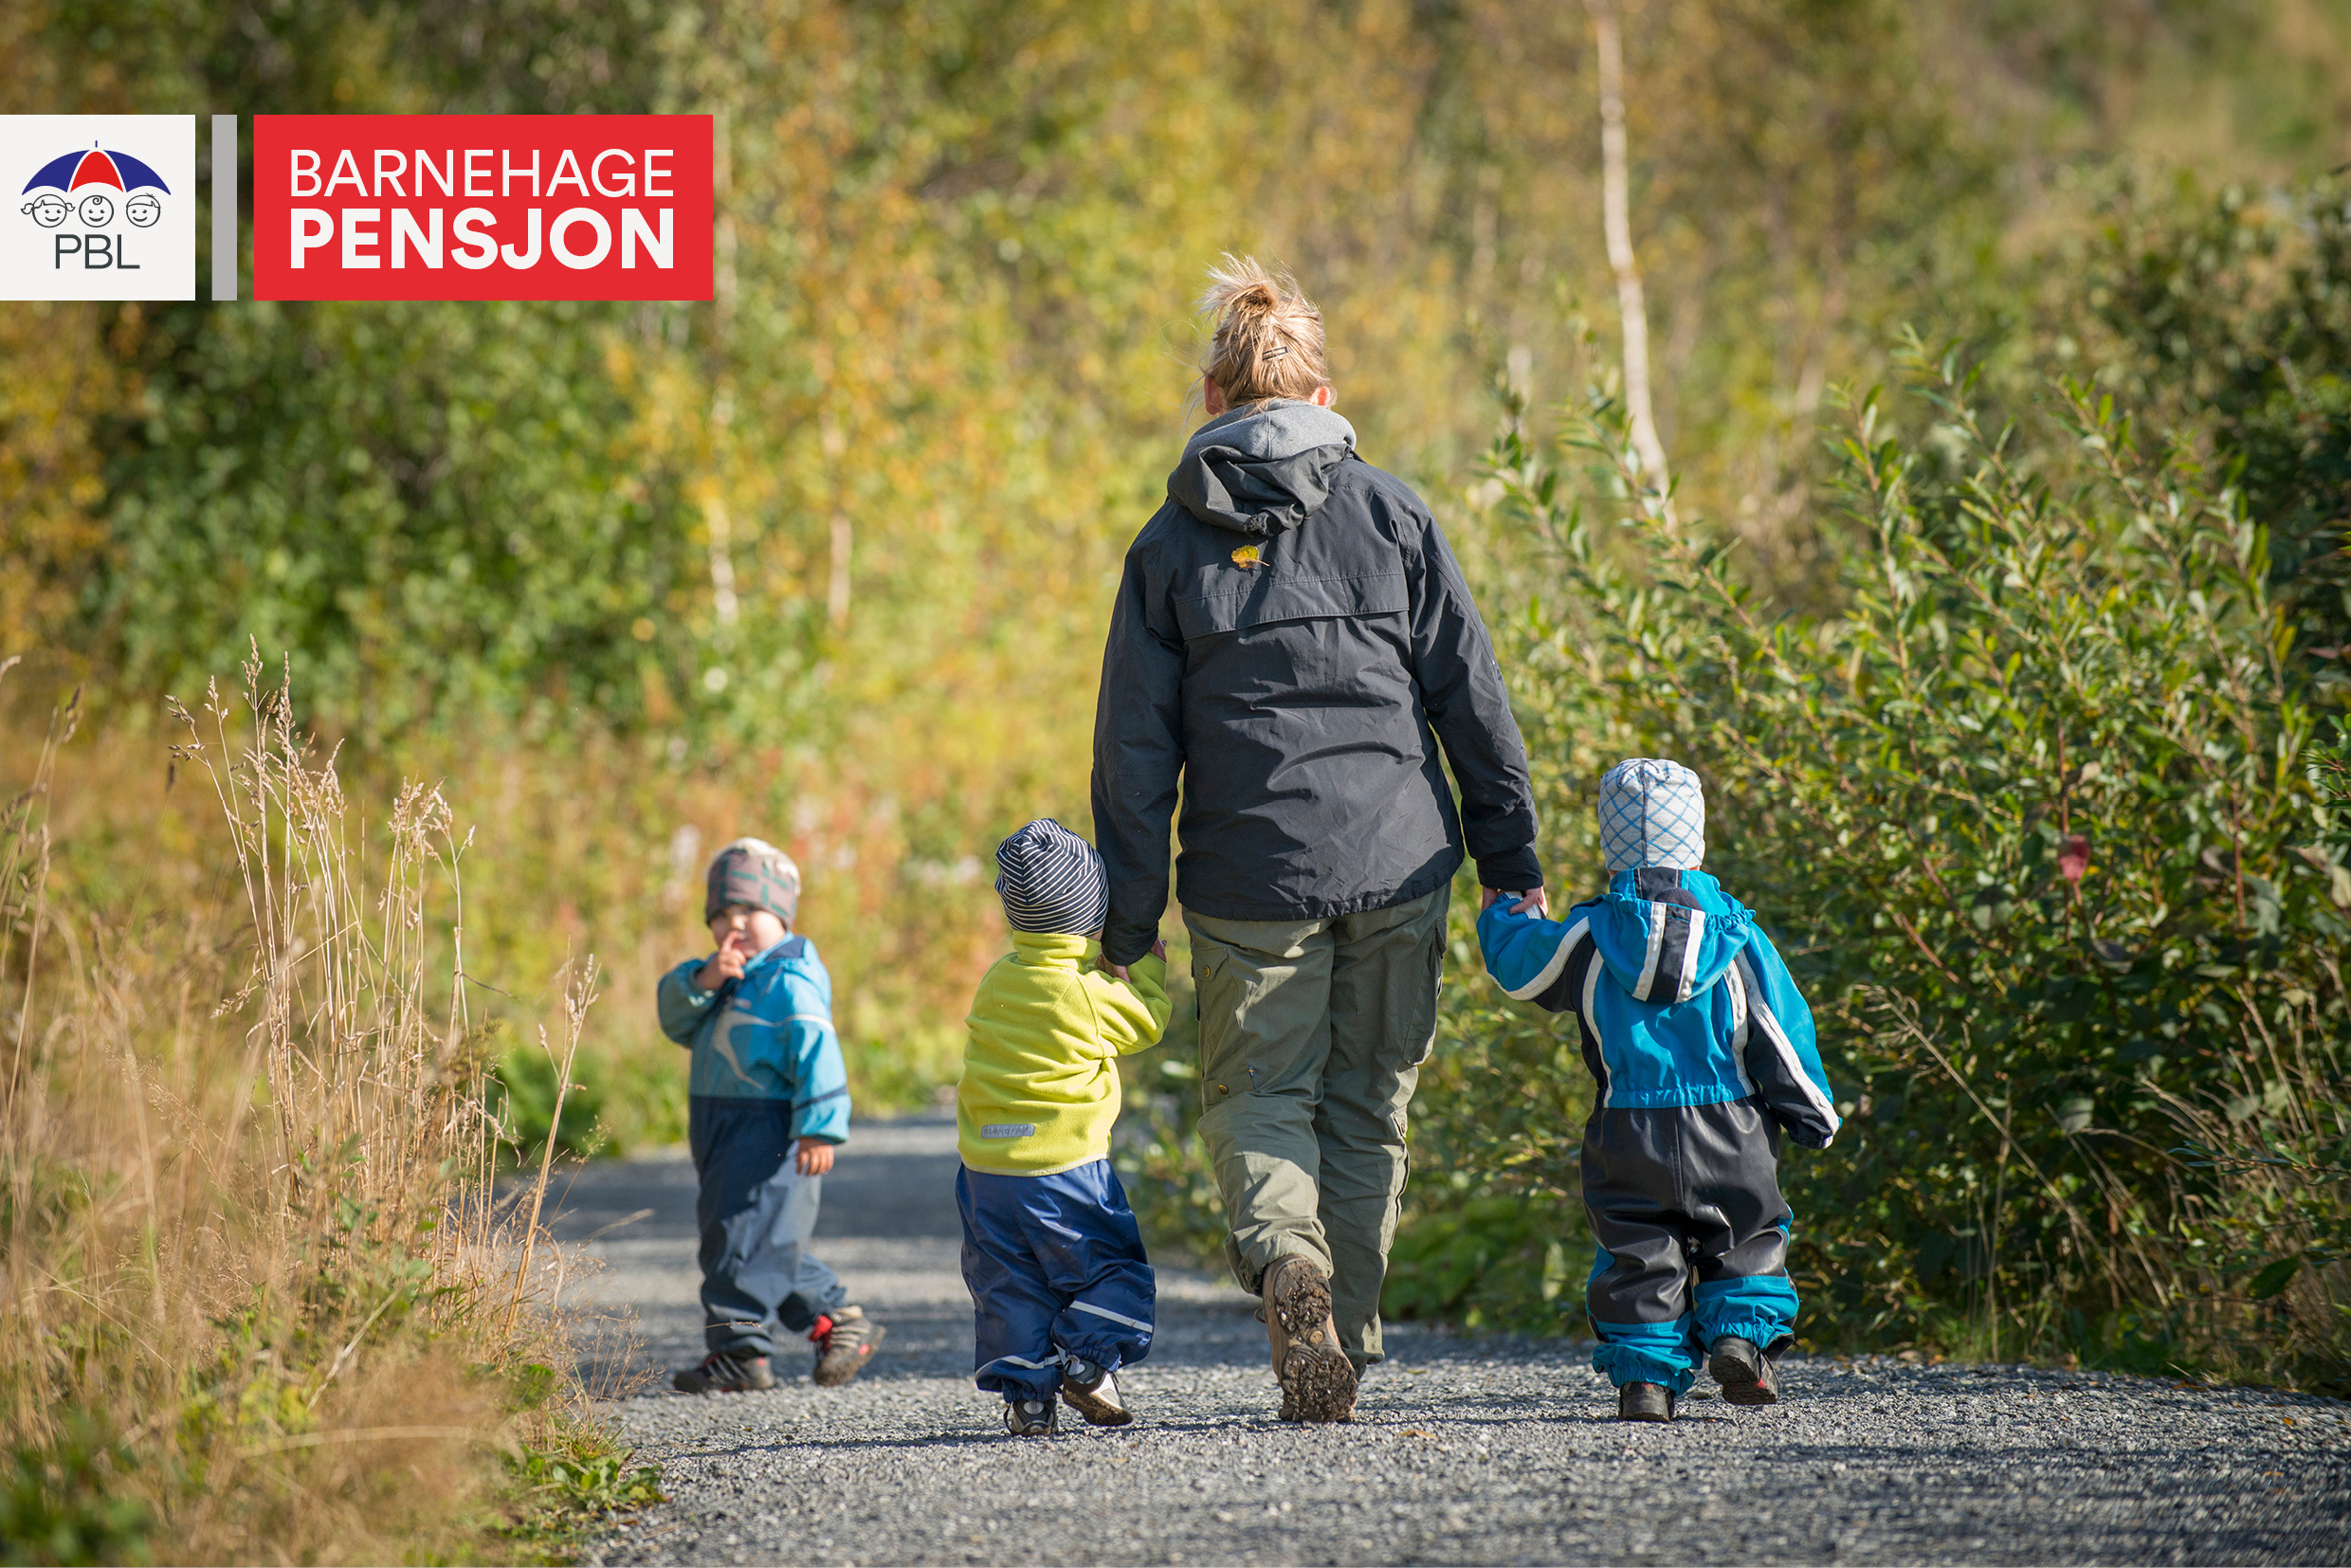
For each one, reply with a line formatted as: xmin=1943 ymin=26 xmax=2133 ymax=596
xmin=0 ymin=116 xmax=193 ymax=301
xmin=20 ymin=142 xmax=172 ymax=271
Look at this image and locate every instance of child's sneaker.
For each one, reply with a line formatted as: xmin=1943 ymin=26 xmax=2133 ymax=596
xmin=1059 ymin=1356 xmax=1132 ymax=1427
xmin=1004 ymin=1396 xmax=1058 ymax=1436
xmin=1707 ymin=1335 xmax=1778 ymax=1405
xmin=672 ymin=1350 xmax=776 ymax=1394
xmin=1617 ymin=1381 xmax=1675 ymax=1422
xmin=808 ymin=1305 xmax=886 ymax=1387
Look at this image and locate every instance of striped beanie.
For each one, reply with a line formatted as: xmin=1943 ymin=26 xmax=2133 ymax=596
xmin=1597 ymin=758 xmax=1706 ymax=874
xmin=993 ymin=819 xmax=1110 ymax=937
xmin=704 ymin=837 xmax=802 ymax=925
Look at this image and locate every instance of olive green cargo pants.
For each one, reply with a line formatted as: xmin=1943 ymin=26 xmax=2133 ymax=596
xmin=1185 ymin=885 xmax=1449 ymax=1368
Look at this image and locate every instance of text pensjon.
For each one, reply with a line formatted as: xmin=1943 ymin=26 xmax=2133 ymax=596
xmin=282 ymin=145 xmax=679 ymax=270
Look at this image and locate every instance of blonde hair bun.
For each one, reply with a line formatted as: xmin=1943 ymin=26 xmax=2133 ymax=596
xmin=1197 ymin=254 xmax=1329 ymax=408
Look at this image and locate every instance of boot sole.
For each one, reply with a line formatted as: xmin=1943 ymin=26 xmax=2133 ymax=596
xmin=1277 ymin=1347 xmax=1358 ymax=1422
xmin=1708 ymin=1349 xmax=1778 ymax=1406
xmin=1267 ymin=1265 xmax=1357 ymax=1422
xmin=812 ymin=1323 xmax=887 ymax=1387
xmin=1618 ymin=1406 xmax=1674 ymax=1423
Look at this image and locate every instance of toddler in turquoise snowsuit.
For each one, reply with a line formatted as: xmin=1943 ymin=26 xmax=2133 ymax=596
xmin=1478 ymin=760 xmax=1838 ymax=1421
xmin=657 ymin=838 xmax=886 ymax=1394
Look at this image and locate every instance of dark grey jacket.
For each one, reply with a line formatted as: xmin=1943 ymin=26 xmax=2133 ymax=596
xmin=1090 ymin=400 xmax=1541 ymax=966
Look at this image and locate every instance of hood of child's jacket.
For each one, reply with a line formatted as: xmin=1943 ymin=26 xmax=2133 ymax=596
xmin=1167 ymin=399 xmax=1358 ymax=537
xmin=1584 ymin=867 xmax=1755 ymax=1005
xmin=738 ymin=934 xmax=806 ymax=977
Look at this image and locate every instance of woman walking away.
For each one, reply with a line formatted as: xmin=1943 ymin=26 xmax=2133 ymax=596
xmin=1091 ymin=257 xmax=1543 ymax=1422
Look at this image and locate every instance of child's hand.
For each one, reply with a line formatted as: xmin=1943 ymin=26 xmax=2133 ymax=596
xmin=794 ymin=1138 xmax=835 ymax=1176
xmin=1482 ymin=886 xmax=1549 ymax=918
xmin=694 ymin=929 xmax=755 ymax=992
xmin=1099 ymin=939 xmax=1167 ymax=982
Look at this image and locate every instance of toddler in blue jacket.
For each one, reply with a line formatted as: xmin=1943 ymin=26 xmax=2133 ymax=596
xmin=657 ymin=838 xmax=887 ymax=1394
xmin=1479 ymin=759 xmax=1837 ymax=1422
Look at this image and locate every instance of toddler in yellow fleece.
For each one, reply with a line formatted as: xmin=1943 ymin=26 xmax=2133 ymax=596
xmin=957 ymin=818 xmax=1172 ymax=1436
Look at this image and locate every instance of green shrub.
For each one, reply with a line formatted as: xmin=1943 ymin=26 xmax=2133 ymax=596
xmin=1418 ymin=338 xmax=2349 ymax=1384
xmin=1111 ymin=1078 xmax=1231 ymax=1271
xmin=2086 ymin=175 xmax=2351 ymax=649
xmin=1381 ymin=1192 xmax=1589 ymax=1333
xmin=0 ymin=1416 xmax=155 ymax=1567
xmin=491 ymin=1031 xmax=688 ymax=1165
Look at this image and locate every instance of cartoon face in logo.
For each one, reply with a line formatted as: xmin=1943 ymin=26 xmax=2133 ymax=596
xmin=19 ymin=145 xmax=170 ymax=235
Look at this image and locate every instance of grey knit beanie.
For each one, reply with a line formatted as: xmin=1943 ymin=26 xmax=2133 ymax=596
xmin=993 ymin=819 xmax=1110 ymax=936
xmin=704 ymin=837 xmax=802 ymax=925
xmin=1597 ymin=758 xmax=1706 ymax=873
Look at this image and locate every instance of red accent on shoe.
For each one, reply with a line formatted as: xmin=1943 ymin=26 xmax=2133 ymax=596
xmin=807 ymin=1315 xmax=834 ymax=1342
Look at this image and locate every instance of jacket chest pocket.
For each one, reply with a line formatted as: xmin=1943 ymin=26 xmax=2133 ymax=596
xmin=1172 ymin=571 xmax=1408 ymax=642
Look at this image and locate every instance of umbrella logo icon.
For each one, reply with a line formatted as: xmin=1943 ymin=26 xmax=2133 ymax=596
xmin=19 ymin=142 xmax=171 ymax=228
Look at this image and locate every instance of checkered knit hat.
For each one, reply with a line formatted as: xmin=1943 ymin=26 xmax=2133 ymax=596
xmin=1598 ymin=758 xmax=1706 ymax=873
xmin=704 ymin=837 xmax=802 ymax=925
xmin=994 ymin=819 xmax=1110 ymax=936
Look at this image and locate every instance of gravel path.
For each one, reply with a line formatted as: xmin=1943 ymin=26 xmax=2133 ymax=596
xmin=551 ymin=1118 xmax=2350 ymax=1566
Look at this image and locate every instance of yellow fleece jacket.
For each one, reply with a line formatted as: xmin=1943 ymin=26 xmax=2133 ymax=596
xmin=957 ymin=933 xmax=1171 ymax=1176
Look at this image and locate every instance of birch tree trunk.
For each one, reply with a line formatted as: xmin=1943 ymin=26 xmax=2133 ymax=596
xmin=1585 ymin=0 xmax=1672 ymax=503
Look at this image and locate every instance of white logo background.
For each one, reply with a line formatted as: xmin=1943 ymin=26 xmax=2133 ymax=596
xmin=1 ymin=115 xmax=195 ymax=301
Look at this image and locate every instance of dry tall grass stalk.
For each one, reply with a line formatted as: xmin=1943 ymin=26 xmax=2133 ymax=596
xmin=1 ymin=652 xmax=612 ymax=1562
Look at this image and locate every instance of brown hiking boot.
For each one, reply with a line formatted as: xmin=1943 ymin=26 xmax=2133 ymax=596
xmin=810 ymin=1305 xmax=886 ymax=1387
xmin=1261 ymin=1255 xmax=1357 ymax=1422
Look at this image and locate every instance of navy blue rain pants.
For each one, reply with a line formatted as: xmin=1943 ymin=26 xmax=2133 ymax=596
xmin=691 ymin=1097 xmax=848 ymax=1357
xmin=957 ymin=1159 xmax=1156 ymax=1401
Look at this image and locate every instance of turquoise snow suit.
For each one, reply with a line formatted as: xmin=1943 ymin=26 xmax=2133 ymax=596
xmin=657 ymin=935 xmax=852 ymax=1355
xmin=1479 ymin=867 xmax=1838 ymax=1393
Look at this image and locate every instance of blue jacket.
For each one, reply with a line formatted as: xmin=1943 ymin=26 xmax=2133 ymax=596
xmin=656 ymin=935 xmax=851 ymax=1143
xmin=1477 ymin=867 xmax=1839 ymax=1148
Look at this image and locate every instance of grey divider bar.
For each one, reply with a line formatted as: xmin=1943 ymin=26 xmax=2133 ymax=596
xmin=210 ymin=114 xmax=236 ymax=301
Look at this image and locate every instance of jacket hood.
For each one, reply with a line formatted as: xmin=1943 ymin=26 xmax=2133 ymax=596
xmin=1583 ymin=867 xmax=1754 ymax=1006
xmin=739 ymin=934 xmax=808 ymax=976
xmin=1009 ymin=930 xmax=1101 ymax=965
xmin=1168 ymin=399 xmax=1358 ymax=537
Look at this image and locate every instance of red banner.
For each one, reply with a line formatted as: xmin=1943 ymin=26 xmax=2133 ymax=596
xmin=251 ymin=115 xmax=712 ymax=301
